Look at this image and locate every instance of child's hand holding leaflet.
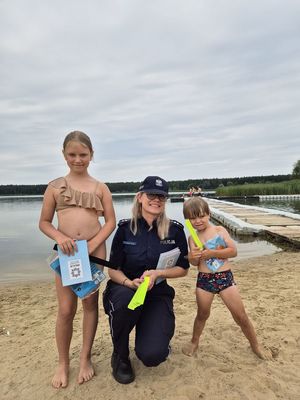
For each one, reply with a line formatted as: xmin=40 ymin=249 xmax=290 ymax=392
xmin=49 ymin=240 xmax=107 ymax=299
xmin=57 ymin=240 xmax=92 ymax=286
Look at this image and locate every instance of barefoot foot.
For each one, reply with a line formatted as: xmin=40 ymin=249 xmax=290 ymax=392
xmin=78 ymin=358 xmax=95 ymax=384
xmin=182 ymin=341 xmax=198 ymax=357
xmin=52 ymin=363 xmax=69 ymax=389
xmin=251 ymin=345 xmax=273 ymax=360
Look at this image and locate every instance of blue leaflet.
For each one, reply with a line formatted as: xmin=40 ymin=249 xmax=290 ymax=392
xmin=49 ymin=250 xmax=106 ymax=299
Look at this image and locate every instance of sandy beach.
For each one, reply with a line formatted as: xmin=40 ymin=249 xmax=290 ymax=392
xmin=1 ymin=250 xmax=300 ymax=400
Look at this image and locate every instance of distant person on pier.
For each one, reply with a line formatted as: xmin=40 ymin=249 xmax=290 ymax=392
xmin=194 ymin=186 xmax=202 ymax=196
xmin=188 ymin=187 xmax=195 ymax=196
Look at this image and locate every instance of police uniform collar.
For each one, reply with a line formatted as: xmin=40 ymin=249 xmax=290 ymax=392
xmin=140 ymin=216 xmax=158 ymax=229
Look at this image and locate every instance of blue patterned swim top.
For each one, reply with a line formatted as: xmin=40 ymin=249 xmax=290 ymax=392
xmin=204 ymin=235 xmax=227 ymax=272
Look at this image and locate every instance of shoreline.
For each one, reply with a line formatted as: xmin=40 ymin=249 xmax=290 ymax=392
xmin=1 ymin=250 xmax=300 ymax=400
xmin=0 ymin=243 xmax=282 ymax=286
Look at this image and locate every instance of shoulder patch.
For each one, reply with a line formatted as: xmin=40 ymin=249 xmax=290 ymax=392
xmin=118 ymin=218 xmax=131 ymax=227
xmin=170 ymin=219 xmax=184 ymax=229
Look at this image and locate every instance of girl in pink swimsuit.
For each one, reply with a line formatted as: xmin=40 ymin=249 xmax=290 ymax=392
xmin=39 ymin=131 xmax=116 ymax=388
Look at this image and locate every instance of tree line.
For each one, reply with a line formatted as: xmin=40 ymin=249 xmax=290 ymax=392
xmin=0 ymin=174 xmax=292 ymax=196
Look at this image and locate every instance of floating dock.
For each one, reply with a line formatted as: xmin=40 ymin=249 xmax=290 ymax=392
xmin=205 ymin=198 xmax=300 ymax=249
xmin=206 ymin=194 xmax=300 ymax=200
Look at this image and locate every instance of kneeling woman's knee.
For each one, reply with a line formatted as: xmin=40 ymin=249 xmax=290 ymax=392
xmin=136 ymin=346 xmax=169 ymax=367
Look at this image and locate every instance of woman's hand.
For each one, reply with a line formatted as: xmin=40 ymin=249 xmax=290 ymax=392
xmin=131 ymin=278 xmax=144 ymax=289
xmin=56 ymin=234 xmax=77 ymax=256
xmin=140 ymin=269 xmax=160 ymax=290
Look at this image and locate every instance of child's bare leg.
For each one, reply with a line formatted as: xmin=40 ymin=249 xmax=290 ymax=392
xmin=77 ymin=291 xmax=99 ymax=384
xmin=182 ymin=289 xmax=214 ymax=356
xmin=221 ymin=286 xmax=272 ymax=360
xmin=53 ymin=276 xmax=77 ymax=388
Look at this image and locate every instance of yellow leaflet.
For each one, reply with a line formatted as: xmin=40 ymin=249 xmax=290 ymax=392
xmin=128 ymin=276 xmax=150 ymax=310
xmin=185 ymin=219 xmax=204 ymax=249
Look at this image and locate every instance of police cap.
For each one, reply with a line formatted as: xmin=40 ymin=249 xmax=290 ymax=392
xmin=138 ymin=176 xmax=169 ymax=196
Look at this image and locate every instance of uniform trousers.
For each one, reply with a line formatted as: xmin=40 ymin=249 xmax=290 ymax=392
xmin=103 ymin=280 xmax=175 ymax=367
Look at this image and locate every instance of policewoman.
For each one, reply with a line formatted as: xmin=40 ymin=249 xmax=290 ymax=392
xmin=103 ymin=176 xmax=189 ymax=384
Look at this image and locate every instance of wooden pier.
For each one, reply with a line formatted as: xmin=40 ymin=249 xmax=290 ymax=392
xmin=205 ymin=198 xmax=300 ymax=249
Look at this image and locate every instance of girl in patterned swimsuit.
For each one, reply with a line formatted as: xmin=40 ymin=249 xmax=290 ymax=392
xmin=182 ymin=197 xmax=271 ymax=360
xmin=39 ymin=131 xmax=116 ymax=388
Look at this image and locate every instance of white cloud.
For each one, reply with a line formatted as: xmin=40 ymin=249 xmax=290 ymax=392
xmin=0 ymin=0 xmax=300 ymax=184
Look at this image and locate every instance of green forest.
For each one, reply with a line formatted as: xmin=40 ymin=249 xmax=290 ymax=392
xmin=0 ymin=174 xmax=292 ymax=196
xmin=216 ymin=179 xmax=300 ymax=196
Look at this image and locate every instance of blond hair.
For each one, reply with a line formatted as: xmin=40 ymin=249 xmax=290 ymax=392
xmin=183 ymin=197 xmax=210 ymax=219
xmin=63 ymin=131 xmax=94 ymax=156
xmin=130 ymin=194 xmax=170 ymax=240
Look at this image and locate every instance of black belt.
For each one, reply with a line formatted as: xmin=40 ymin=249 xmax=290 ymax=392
xmin=53 ymin=244 xmax=117 ymax=269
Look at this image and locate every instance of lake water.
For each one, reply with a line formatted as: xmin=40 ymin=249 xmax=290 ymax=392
xmin=0 ymin=195 xmax=282 ymax=283
xmin=231 ymin=197 xmax=300 ymax=214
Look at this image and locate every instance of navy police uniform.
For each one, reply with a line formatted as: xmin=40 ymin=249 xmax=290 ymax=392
xmin=103 ymin=217 xmax=189 ymax=367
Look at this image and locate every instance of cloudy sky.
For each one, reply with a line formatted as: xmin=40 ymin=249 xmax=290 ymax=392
xmin=1 ymin=0 xmax=300 ymax=185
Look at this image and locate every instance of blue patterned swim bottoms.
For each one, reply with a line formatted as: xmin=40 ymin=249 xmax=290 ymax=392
xmin=196 ymin=270 xmax=235 ymax=294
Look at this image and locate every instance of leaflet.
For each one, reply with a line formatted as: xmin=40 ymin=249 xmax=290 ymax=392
xmin=156 ymin=247 xmax=180 ymax=284
xmin=57 ymin=240 xmax=92 ymax=286
xmin=48 ymin=252 xmax=106 ymax=299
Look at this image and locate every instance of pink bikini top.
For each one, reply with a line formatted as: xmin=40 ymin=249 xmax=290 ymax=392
xmin=49 ymin=177 xmax=104 ymax=215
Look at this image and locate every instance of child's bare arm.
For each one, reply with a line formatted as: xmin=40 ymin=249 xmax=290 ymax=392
xmin=200 ymin=226 xmax=237 ymax=260
xmin=187 ymin=236 xmax=202 ymax=266
xmin=39 ymin=185 xmax=77 ymax=254
xmin=87 ymin=183 xmax=116 ymax=254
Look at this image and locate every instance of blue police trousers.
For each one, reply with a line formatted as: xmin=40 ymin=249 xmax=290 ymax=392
xmin=103 ymin=280 xmax=175 ymax=367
